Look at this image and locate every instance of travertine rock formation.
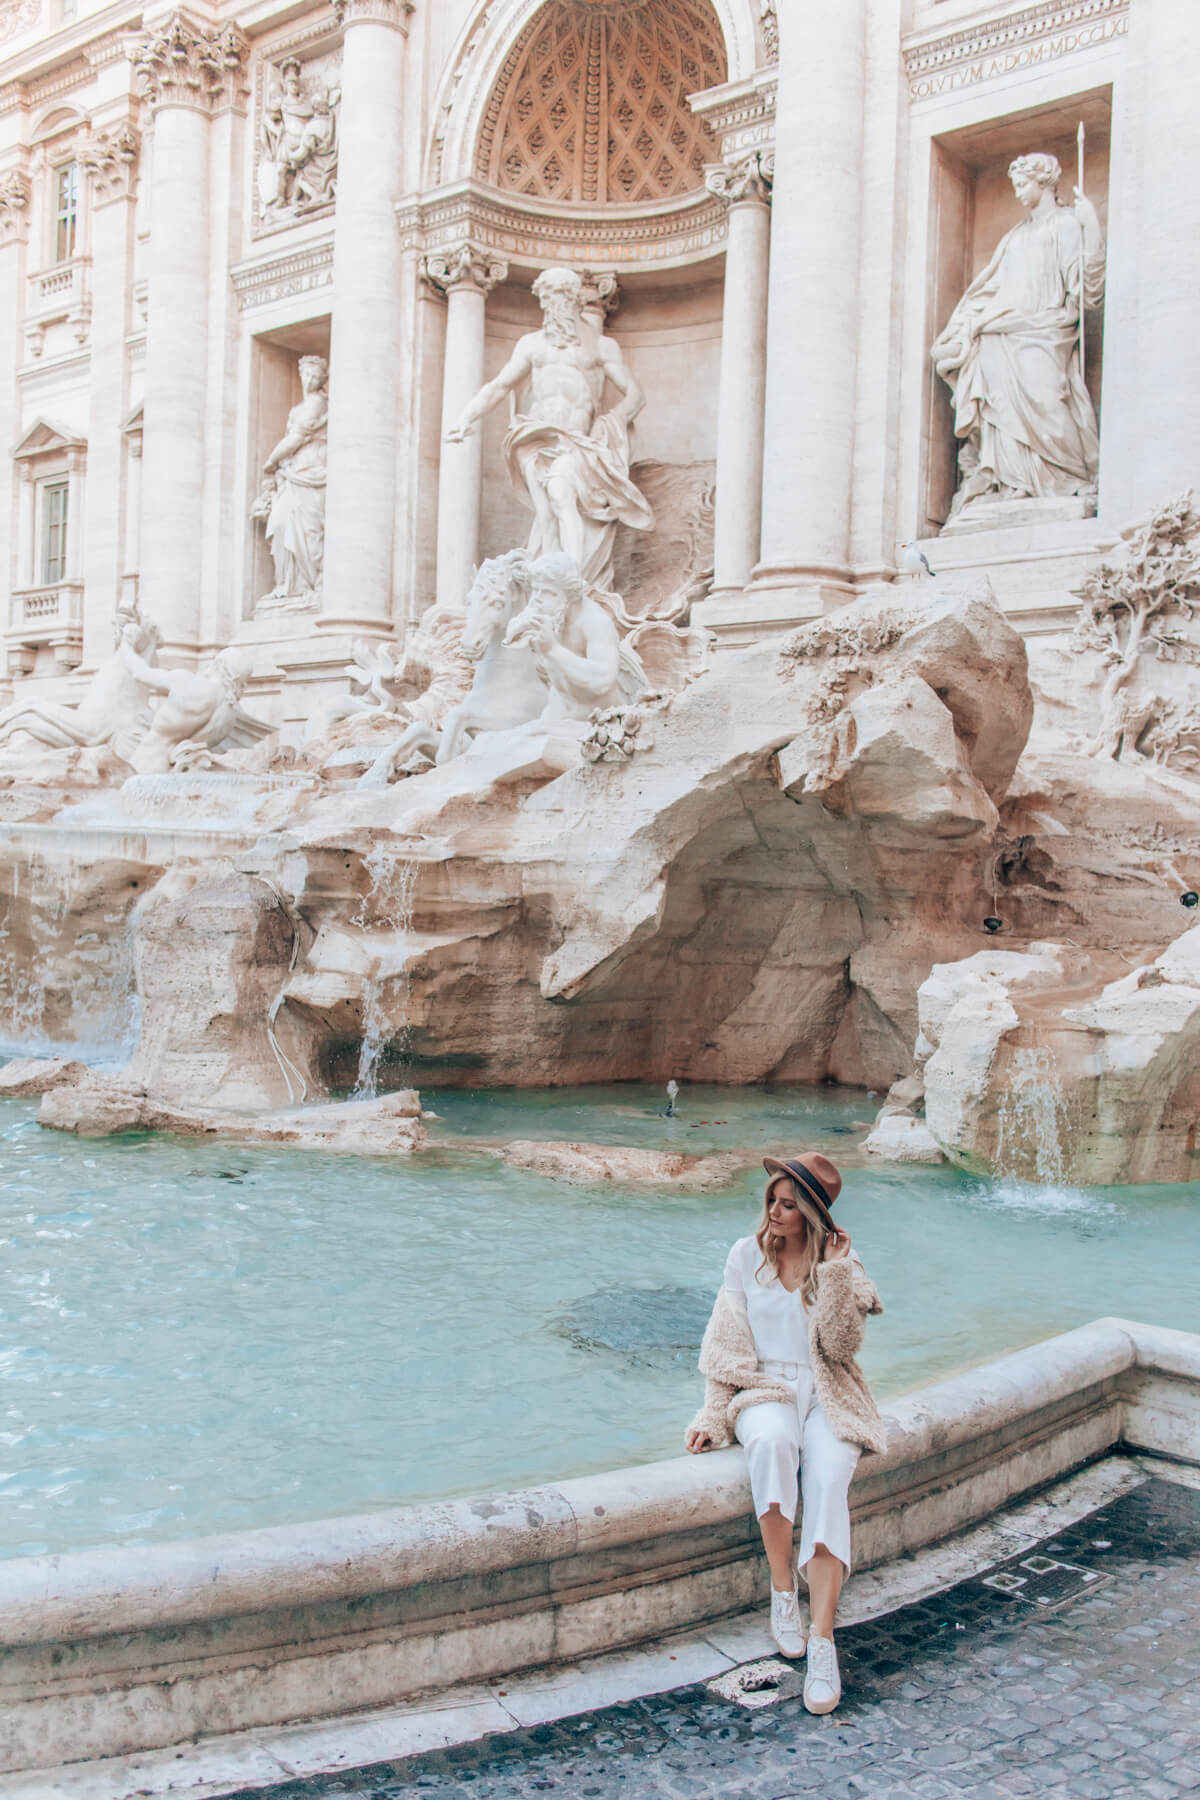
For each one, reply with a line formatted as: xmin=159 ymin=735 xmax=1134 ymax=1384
xmin=915 ymin=925 xmax=1200 ymax=1186
xmin=498 ymin=1141 xmax=744 ymax=1188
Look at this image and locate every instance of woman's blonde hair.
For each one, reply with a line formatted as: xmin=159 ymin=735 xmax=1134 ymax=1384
xmin=755 ymin=1175 xmax=830 ymax=1307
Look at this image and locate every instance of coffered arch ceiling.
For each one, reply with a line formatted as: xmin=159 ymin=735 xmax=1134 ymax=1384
xmin=476 ymin=0 xmax=728 ymax=206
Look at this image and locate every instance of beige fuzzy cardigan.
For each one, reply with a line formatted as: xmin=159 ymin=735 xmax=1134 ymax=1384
xmin=687 ymin=1255 xmax=888 ymax=1457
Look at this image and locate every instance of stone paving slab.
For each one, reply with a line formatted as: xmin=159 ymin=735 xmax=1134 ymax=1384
xmin=219 ymin=1478 xmax=1200 ymax=1800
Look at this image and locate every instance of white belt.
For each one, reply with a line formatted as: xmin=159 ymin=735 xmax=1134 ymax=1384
xmin=759 ymin=1358 xmax=802 ymax=1379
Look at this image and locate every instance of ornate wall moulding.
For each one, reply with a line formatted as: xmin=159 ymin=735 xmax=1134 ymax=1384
xmin=904 ymin=0 xmax=1129 ymax=102
xmin=397 ymin=179 xmax=729 ymax=271
xmin=0 ymin=0 xmax=40 ymax=47
xmin=231 ymin=237 xmax=334 ymax=312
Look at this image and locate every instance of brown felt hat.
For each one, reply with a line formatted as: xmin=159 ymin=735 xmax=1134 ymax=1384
xmin=762 ymin=1153 xmax=842 ymax=1233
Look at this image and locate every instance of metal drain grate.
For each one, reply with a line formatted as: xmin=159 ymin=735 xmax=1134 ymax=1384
xmin=979 ymin=1553 xmax=1112 ymax=1613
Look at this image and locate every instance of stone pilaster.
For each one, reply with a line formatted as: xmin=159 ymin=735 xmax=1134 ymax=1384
xmin=320 ymin=0 xmax=414 ymax=631
xmin=422 ymin=242 xmax=508 ymax=612
xmin=0 ymin=167 xmax=28 ymax=675
xmin=1101 ymin=0 xmax=1200 ymax=517
xmin=702 ymin=152 xmax=772 ymax=611
xmin=134 ymin=13 xmax=248 ymax=653
xmin=78 ymin=124 xmax=140 ymax=667
xmin=752 ymin=0 xmax=866 ymax=625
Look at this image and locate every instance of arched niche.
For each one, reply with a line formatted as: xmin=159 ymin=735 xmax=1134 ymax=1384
xmin=429 ymin=0 xmax=761 ymax=194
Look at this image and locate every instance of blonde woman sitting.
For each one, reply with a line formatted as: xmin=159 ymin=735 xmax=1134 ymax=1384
xmin=686 ymin=1153 xmax=886 ymax=1714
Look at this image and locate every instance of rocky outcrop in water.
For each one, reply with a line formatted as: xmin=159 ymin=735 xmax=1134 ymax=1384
xmin=892 ymin=925 xmax=1200 ymax=1186
xmin=3 ymin=575 xmax=1196 ymax=1186
xmin=498 ymin=1141 xmax=745 ymax=1187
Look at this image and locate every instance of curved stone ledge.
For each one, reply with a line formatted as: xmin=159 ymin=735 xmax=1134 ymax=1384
xmin=1 ymin=1318 xmax=1196 ymax=1775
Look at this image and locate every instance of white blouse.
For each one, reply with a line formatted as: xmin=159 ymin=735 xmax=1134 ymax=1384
xmin=722 ymin=1234 xmax=865 ymax=1368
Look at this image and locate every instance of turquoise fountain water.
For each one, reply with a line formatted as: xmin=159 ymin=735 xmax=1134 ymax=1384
xmin=2 ymin=1080 xmax=1197 ymax=1560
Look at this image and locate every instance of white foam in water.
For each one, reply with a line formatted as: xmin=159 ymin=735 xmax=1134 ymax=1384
xmin=981 ymin=1180 xmax=1119 ymax=1219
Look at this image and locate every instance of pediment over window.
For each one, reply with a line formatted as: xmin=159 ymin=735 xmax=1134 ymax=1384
xmin=13 ymin=418 xmax=86 ymax=461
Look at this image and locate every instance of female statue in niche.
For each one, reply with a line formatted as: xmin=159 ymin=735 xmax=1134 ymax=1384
xmin=931 ymin=151 xmax=1105 ymax=521
xmin=251 ymin=354 xmax=328 ymax=605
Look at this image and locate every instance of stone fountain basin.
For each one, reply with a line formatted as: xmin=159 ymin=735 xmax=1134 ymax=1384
xmin=1 ymin=1317 xmax=1196 ymax=1776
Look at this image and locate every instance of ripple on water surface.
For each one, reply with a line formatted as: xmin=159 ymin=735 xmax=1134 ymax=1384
xmin=0 ymin=1082 xmax=1197 ymax=1559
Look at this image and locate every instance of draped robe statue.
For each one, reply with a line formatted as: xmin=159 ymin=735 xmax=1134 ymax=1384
xmin=932 ymin=152 xmax=1106 ymax=520
xmin=251 ymin=354 xmax=328 ymax=604
xmin=445 ymin=266 xmax=654 ymax=593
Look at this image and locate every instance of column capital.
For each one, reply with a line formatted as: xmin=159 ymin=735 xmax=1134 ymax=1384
xmin=132 ymin=14 xmax=249 ymax=114
xmin=335 ymin=0 xmax=414 ymax=32
xmin=579 ymin=268 xmax=620 ymax=321
xmin=0 ymin=168 xmax=31 ymax=247
xmin=76 ymin=123 xmax=141 ymax=206
xmin=705 ymin=150 xmax=772 ymax=207
xmin=420 ymin=241 xmax=508 ymax=299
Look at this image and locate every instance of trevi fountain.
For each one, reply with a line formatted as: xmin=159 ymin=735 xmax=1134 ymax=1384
xmin=0 ymin=0 xmax=1197 ymax=1781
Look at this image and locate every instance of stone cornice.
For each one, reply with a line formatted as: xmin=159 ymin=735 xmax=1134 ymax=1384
xmin=705 ymin=150 xmax=771 ymax=207
xmin=397 ymin=179 xmax=729 ymax=273
xmin=132 ymin=13 xmax=250 ymax=113
xmin=0 ymin=168 xmax=32 ymax=247
xmin=76 ymin=122 xmax=140 ymax=206
xmin=688 ymin=70 xmax=776 ymax=165
xmin=903 ymin=0 xmax=1129 ymax=100
xmin=334 ymin=0 xmax=414 ymax=31
xmin=231 ymin=234 xmax=334 ymax=311
xmin=0 ymin=3 xmax=143 ymax=90
xmin=420 ymin=241 xmax=508 ymax=298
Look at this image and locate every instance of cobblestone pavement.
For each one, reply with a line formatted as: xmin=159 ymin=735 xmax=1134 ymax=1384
xmin=227 ymin=1477 xmax=1200 ymax=1800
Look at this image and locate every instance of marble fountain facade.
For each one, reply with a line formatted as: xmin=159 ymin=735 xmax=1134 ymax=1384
xmin=0 ymin=0 xmax=1198 ymax=1779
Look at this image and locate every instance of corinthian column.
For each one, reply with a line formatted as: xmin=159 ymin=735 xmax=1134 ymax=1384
xmin=704 ymin=153 xmax=771 ymax=611
xmin=78 ymin=123 xmax=139 ymax=669
xmin=319 ymin=0 xmax=413 ymax=632
xmin=134 ymin=14 xmax=247 ymax=654
xmin=752 ymin=0 xmax=866 ymax=623
xmin=422 ymin=243 xmax=508 ymax=612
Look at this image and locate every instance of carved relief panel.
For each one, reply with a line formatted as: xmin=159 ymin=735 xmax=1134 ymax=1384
xmin=253 ymin=45 xmax=342 ymax=236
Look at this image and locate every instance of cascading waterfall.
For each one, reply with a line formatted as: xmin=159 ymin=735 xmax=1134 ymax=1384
xmin=994 ymin=1044 xmax=1076 ymax=1187
xmin=0 ymin=849 xmax=140 ymax=1061
xmin=351 ymin=848 xmax=418 ymax=1101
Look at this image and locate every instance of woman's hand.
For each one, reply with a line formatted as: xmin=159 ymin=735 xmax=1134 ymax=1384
xmin=685 ymin=1427 xmax=713 ymax=1454
xmin=823 ymin=1226 xmax=852 ymax=1262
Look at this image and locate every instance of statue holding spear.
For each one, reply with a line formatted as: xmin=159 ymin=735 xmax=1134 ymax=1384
xmin=932 ymin=136 xmax=1106 ymax=518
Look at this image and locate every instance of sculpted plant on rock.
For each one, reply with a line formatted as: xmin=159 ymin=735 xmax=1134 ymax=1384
xmin=1072 ymin=491 xmax=1200 ymax=761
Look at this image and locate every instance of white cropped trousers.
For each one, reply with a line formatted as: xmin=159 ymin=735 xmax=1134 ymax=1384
xmin=735 ymin=1375 xmax=860 ymax=1575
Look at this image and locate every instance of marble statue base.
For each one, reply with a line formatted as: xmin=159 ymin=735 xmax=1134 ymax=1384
xmin=940 ymin=495 xmax=1096 ymax=539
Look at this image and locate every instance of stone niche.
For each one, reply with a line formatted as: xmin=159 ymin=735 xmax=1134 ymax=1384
xmin=477 ymin=267 xmax=723 ymax=593
xmin=244 ymin=316 xmax=331 ymax=619
xmin=921 ymin=87 xmax=1112 ymax=539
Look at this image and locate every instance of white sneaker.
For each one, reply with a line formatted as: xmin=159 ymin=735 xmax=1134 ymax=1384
xmin=769 ymin=1586 xmax=807 ymax=1658
xmin=804 ymin=1633 xmax=841 ymax=1713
